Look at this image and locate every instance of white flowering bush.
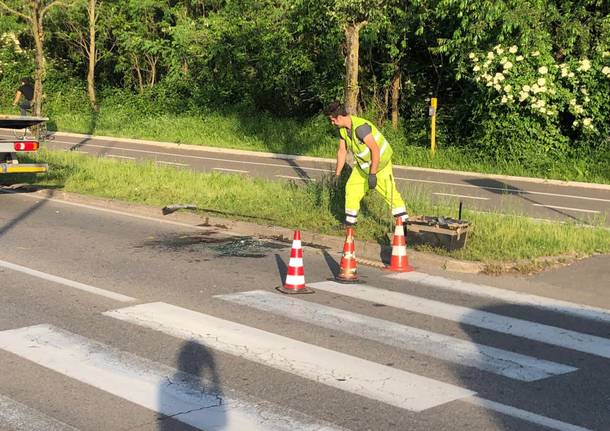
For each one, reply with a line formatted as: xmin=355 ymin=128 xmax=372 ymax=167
xmin=467 ymin=44 xmax=610 ymax=161
xmin=0 ymin=32 xmax=32 ymax=100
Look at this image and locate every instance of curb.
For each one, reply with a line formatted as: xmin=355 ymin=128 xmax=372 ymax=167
xmin=2 ymin=186 xmax=485 ymax=274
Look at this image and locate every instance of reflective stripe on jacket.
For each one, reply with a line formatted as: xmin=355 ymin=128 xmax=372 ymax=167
xmin=339 ymin=116 xmax=393 ymax=173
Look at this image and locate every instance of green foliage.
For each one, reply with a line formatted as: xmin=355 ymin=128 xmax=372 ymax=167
xmin=0 ymin=30 xmax=32 ymax=99
xmin=0 ymin=0 xmax=608 ymax=181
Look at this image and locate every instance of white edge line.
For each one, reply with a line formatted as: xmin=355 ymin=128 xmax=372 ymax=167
xmin=465 ymin=396 xmax=593 ymax=431
xmin=433 ymin=192 xmax=489 ymax=201
xmin=104 ymin=154 xmax=136 ymax=160
xmin=0 ymin=188 xmax=231 ymax=234
xmin=155 ymin=160 xmax=189 ymax=167
xmin=213 ymin=167 xmax=249 ymax=173
xmin=54 ymin=142 xmax=332 ymax=173
xmin=0 ymin=259 xmax=135 ymax=303
xmin=276 ymin=175 xmax=316 ymax=181
xmin=531 ymin=204 xmax=600 ymax=214
xmin=397 ymin=177 xmax=610 ymax=203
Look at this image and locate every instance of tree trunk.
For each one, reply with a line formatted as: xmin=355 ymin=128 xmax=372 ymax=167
xmin=343 ymin=21 xmax=366 ymax=115
xmin=391 ymin=65 xmax=401 ymax=129
xmin=132 ymin=54 xmax=144 ymax=93
xmin=31 ymin=4 xmax=45 ymax=116
xmin=87 ymin=0 xmax=98 ymax=111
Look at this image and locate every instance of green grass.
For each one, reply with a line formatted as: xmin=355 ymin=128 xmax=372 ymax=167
xmin=6 ymin=149 xmax=609 ymax=264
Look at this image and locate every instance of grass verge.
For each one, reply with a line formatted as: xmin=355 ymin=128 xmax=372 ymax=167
xmin=4 ymin=149 xmax=609 ymax=264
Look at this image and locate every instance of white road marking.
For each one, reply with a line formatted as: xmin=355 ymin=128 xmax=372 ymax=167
xmin=433 ymin=192 xmax=489 ymax=200
xmin=215 ymin=290 xmax=577 ymax=381
xmin=309 ymin=281 xmax=610 ymax=359
xmin=0 ymin=189 xmax=237 ymax=234
xmin=105 ymin=302 xmax=475 ymax=411
xmin=395 ymin=177 xmax=610 ymax=203
xmin=104 ymin=154 xmax=136 ymax=160
xmin=276 ymin=175 xmax=316 ymax=181
xmin=531 ymin=204 xmax=600 ymax=214
xmin=54 ymin=141 xmax=331 ymax=172
xmin=387 ymin=272 xmax=610 ymax=323
xmin=465 ymin=396 xmax=593 ymax=431
xmin=213 ymin=167 xmax=248 ymax=173
xmin=0 ymin=394 xmax=79 ymax=431
xmin=0 ymin=325 xmax=343 ymax=431
xmin=0 ymin=259 xmax=135 ymax=303
xmin=155 ymin=160 xmax=189 ymax=167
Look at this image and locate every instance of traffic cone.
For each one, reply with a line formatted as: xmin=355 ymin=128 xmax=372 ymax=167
xmin=277 ymin=230 xmax=314 ymax=294
xmin=336 ymin=226 xmax=359 ymax=283
xmin=386 ymin=217 xmax=413 ymax=272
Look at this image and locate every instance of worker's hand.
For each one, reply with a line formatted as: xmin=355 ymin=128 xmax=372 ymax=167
xmin=368 ymin=173 xmax=377 ymax=189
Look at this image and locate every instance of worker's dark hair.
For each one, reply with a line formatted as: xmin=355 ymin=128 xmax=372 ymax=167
xmin=21 ymin=77 xmax=33 ymax=85
xmin=324 ymin=101 xmax=348 ymax=117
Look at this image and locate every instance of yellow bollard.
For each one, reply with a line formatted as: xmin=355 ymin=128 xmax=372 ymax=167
xmin=430 ymin=97 xmax=437 ymax=156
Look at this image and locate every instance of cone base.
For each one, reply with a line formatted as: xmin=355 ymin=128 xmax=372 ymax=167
xmin=334 ymin=274 xmax=360 ymax=284
xmin=276 ymin=285 xmax=315 ymax=294
xmin=385 ymin=264 xmax=414 ymax=273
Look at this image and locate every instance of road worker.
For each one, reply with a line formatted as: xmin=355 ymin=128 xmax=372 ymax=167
xmin=325 ymin=101 xmax=408 ymax=227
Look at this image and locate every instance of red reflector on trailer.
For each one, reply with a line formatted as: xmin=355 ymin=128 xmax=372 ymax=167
xmin=14 ymin=141 xmax=39 ymax=151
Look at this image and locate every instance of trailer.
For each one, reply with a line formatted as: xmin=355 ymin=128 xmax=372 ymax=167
xmin=0 ymin=115 xmax=48 ymax=174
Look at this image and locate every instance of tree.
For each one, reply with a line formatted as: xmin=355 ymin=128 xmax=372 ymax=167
xmin=0 ymin=0 xmax=75 ymax=115
xmin=330 ymin=0 xmax=386 ymax=114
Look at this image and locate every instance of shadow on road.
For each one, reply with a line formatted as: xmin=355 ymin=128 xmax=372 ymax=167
xmin=158 ymin=340 xmax=226 ymax=431
xmin=275 ymin=253 xmax=288 ymax=286
xmin=456 ymin=301 xmax=608 ymax=430
xmin=0 ymin=187 xmax=55 ymax=239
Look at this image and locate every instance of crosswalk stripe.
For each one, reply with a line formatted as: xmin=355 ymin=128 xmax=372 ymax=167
xmin=387 ymin=271 xmax=610 ymax=323
xmin=0 ymin=325 xmax=342 ymax=431
xmin=215 ymin=290 xmax=577 ymax=382
xmin=465 ymin=397 xmax=593 ymax=431
xmin=104 ymin=302 xmax=476 ymax=411
xmin=0 ymin=394 xmax=79 ymax=431
xmin=309 ymin=281 xmax=610 ymax=359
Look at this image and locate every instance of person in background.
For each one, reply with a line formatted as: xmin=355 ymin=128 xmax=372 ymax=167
xmin=13 ymin=77 xmax=34 ymax=116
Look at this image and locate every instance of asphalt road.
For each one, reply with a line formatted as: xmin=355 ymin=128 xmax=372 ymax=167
xmin=3 ymin=130 xmax=610 ymax=225
xmin=1 ymin=189 xmax=609 ymax=431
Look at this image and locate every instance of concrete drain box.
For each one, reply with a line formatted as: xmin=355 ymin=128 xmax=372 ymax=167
xmin=406 ymin=216 xmax=471 ymax=251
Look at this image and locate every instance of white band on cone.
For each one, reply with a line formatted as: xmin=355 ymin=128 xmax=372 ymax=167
xmin=392 ymin=246 xmax=407 ymax=256
xmin=285 ymin=275 xmax=305 ymax=286
xmin=288 ymin=258 xmax=304 ymax=267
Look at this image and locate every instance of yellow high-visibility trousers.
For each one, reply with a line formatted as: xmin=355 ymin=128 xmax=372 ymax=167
xmin=344 ymin=162 xmax=408 ymax=225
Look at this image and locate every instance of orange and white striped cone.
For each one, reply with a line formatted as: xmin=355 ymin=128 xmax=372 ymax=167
xmin=277 ymin=230 xmax=314 ymax=294
xmin=386 ymin=217 xmax=414 ymax=272
xmin=335 ymin=226 xmax=359 ymax=283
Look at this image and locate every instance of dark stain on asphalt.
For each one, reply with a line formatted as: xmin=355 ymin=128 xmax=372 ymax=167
xmin=141 ymin=231 xmax=288 ymax=258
